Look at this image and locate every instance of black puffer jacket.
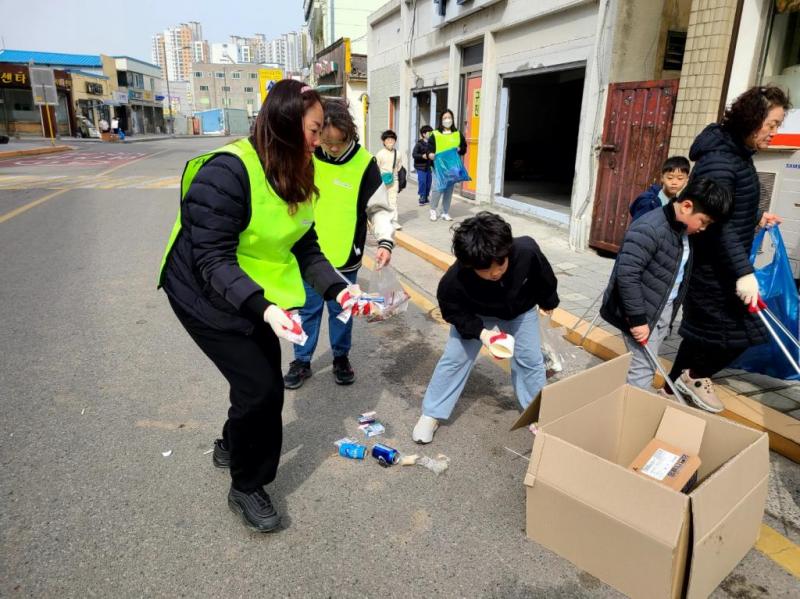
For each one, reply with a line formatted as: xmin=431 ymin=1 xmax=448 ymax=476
xmin=160 ymin=152 xmax=346 ymax=335
xmin=679 ymin=124 xmax=767 ymax=348
xmin=601 ymin=204 xmax=691 ymax=332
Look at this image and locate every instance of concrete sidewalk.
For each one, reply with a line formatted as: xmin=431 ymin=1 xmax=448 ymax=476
xmin=0 ymin=139 xmax=73 ymax=160
xmin=393 ymin=182 xmax=800 ymax=423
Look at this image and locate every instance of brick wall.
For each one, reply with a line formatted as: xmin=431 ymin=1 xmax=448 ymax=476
xmin=668 ymin=0 xmax=738 ymax=156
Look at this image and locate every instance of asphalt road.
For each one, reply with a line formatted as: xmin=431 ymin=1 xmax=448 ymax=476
xmin=1 ymin=138 xmax=798 ymax=598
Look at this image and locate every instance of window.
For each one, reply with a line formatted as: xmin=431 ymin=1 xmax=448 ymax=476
xmin=249 ymin=72 xmax=258 ymax=79
xmin=194 ymin=71 xmax=203 ymax=78
xmin=247 ymin=99 xmax=255 ymax=105
xmin=663 ymin=30 xmax=687 ymax=71
xmin=222 ymin=86 xmax=231 ymax=92
xmin=462 ymin=42 xmax=484 ymax=69
xmin=215 ymin=72 xmax=224 ymax=78
xmin=150 ymin=78 xmax=155 ymax=91
xmin=232 ymin=72 xmax=241 ymax=79
xmin=759 ymin=7 xmax=800 ymax=146
xmin=244 ymin=86 xmax=254 ymax=93
xmin=199 ymin=85 xmax=209 ymax=91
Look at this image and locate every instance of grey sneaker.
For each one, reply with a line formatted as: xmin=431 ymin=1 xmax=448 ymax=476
xmin=675 ymin=370 xmax=724 ymax=413
xmin=228 ymin=486 xmax=280 ymax=533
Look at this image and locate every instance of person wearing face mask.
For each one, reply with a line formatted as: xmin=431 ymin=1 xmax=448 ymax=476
xmin=427 ymin=109 xmax=467 ymax=222
xmin=662 ymin=85 xmax=791 ymax=413
xmin=283 ymin=99 xmax=395 ymax=390
xmin=158 ymin=80 xmax=364 ymax=533
xmin=375 ymin=129 xmax=404 ymax=230
xmin=411 ymin=212 xmax=559 ymax=444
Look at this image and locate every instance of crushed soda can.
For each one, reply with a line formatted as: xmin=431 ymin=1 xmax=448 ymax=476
xmin=338 ymin=442 xmax=367 ymax=460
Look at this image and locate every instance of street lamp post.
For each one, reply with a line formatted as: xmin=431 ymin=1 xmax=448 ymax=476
xmin=164 ymin=74 xmax=173 ymax=135
xmin=222 ymin=66 xmax=229 ymax=135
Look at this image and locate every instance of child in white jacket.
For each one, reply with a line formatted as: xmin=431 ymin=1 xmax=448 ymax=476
xmin=375 ymin=129 xmax=403 ymax=230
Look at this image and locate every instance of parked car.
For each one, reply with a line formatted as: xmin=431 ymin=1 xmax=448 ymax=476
xmin=75 ymin=116 xmax=100 ymax=139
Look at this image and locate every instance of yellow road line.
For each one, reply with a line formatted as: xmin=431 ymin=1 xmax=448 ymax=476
xmin=0 ymin=149 xmax=170 ymax=224
xmin=0 ymin=189 xmax=69 ymax=224
xmin=756 ymin=524 xmax=800 ymax=578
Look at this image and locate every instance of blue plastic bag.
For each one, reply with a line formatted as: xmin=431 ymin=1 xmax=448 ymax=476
xmin=432 ymin=148 xmax=471 ymax=192
xmin=730 ymin=226 xmax=800 ymax=380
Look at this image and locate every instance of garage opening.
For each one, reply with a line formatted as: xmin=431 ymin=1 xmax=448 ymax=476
xmin=501 ymin=66 xmax=585 ymax=215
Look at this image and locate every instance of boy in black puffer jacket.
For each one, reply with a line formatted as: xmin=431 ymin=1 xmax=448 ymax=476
xmin=411 ymin=125 xmax=433 ymax=206
xmin=601 ymin=178 xmax=731 ymax=390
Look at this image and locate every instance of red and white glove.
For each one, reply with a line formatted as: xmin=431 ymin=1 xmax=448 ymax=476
xmin=264 ymin=305 xmax=305 ymax=343
xmin=479 ymin=328 xmax=514 ymax=359
xmin=336 ymin=284 xmax=364 ymax=317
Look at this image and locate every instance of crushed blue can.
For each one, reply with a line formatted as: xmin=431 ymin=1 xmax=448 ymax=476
xmin=371 ymin=443 xmax=400 ymax=467
xmin=338 ymin=442 xmax=367 ymax=460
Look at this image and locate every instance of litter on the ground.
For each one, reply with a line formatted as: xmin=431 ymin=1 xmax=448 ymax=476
xmin=80 ymin=407 xmax=86 ymax=415
xmin=417 ymin=454 xmax=450 ymax=474
xmin=202 ymin=448 xmax=213 ymax=455
xmin=504 ymin=447 xmax=531 ymax=461
xmin=399 ymin=453 xmax=419 ymax=466
xmin=161 ymin=449 xmax=173 ymax=457
xmin=338 ymin=442 xmax=368 ymax=459
xmin=358 ymin=411 xmax=377 ymax=425
xmin=334 ymin=436 xmax=357 ymax=448
xmin=371 ymin=443 xmax=400 ymax=467
xmin=359 ymin=422 xmax=385 ymax=438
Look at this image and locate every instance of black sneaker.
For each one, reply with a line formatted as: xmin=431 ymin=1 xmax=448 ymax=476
xmin=284 ymin=360 xmax=311 ymax=389
xmin=332 ymin=355 xmax=355 ymax=385
xmin=228 ymin=486 xmax=281 ymax=533
xmin=212 ymin=438 xmax=230 ymax=469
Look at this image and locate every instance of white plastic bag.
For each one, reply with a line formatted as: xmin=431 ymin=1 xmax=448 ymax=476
xmin=539 ymin=313 xmax=577 ymax=375
xmin=366 ymin=266 xmax=410 ymax=322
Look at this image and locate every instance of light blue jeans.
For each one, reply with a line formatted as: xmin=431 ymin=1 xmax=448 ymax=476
xmin=622 ymin=301 xmax=673 ymax=389
xmin=430 ymin=182 xmax=455 ymax=215
xmin=421 ymin=308 xmax=546 ymax=420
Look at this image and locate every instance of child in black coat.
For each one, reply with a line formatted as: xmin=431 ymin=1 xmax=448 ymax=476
xmin=412 ymin=125 xmax=433 ymax=206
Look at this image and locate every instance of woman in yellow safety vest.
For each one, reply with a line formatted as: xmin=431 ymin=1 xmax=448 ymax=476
xmin=427 ymin=108 xmax=467 ymax=222
xmin=158 ymin=80 xmax=363 ymax=533
xmin=283 ymin=99 xmax=395 ymax=390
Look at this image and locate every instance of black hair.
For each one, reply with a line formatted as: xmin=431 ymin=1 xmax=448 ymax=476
xmin=381 ymin=129 xmax=397 ymax=141
xmin=451 ymin=211 xmax=513 ymax=270
xmin=721 ymin=85 xmax=791 ymax=144
xmin=437 ymin=109 xmax=458 ymax=133
xmin=420 ymin=125 xmax=433 ymax=136
xmin=678 ymin=177 xmax=732 ymax=222
xmin=321 ymin=98 xmax=358 ymax=143
xmin=662 ymin=156 xmax=690 ymax=175
xmin=249 ymin=79 xmax=322 ymax=211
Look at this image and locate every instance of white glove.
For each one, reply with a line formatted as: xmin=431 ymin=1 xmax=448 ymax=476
xmin=735 ymin=274 xmax=759 ymax=308
xmin=264 ymin=305 xmax=303 ymax=342
xmin=336 ymin=284 xmax=364 ymax=315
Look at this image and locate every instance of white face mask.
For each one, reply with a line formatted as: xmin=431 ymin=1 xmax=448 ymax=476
xmin=442 ymin=118 xmax=453 ymax=128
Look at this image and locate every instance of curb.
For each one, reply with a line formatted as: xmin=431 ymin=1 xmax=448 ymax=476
xmin=0 ymin=145 xmax=73 ymax=160
xmin=394 ymin=230 xmax=800 ymax=463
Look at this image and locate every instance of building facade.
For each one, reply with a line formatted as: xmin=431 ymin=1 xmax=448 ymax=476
xmin=305 ymin=0 xmax=385 ymax=59
xmin=367 ymin=0 xmax=614 ymax=247
xmin=191 ymin=62 xmax=269 ymax=117
xmin=114 ymin=56 xmax=166 ymax=135
xmin=152 ymin=22 xmax=206 ymax=81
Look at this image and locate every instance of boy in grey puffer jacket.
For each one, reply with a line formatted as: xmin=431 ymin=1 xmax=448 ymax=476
xmin=600 ymin=178 xmax=731 ymax=390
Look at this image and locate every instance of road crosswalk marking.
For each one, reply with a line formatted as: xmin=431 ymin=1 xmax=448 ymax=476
xmin=0 ymin=175 xmax=180 ymax=190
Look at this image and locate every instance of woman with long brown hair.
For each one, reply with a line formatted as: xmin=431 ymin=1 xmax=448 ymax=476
xmin=158 ymin=80 xmax=362 ymax=532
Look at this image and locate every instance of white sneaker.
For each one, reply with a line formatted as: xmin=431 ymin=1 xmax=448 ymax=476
xmin=441 ymin=213 xmax=452 ymax=221
xmin=429 ymin=209 xmax=437 ymax=221
xmin=412 ymin=414 xmax=439 ymax=444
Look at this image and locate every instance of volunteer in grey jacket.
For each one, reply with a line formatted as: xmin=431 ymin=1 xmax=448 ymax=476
xmin=600 ymin=179 xmax=732 ymax=390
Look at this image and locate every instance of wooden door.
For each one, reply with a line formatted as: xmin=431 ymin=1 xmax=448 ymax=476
xmin=462 ymin=74 xmax=481 ymax=195
xmin=589 ymin=80 xmax=679 ymax=253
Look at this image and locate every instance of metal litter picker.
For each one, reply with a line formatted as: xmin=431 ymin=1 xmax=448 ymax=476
xmin=750 ymin=296 xmax=800 ymax=376
xmin=638 ymin=338 xmax=689 ymax=405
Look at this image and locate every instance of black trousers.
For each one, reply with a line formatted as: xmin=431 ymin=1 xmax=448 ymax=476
xmin=667 ymin=339 xmax=746 ymax=381
xmin=170 ymin=299 xmax=284 ymax=492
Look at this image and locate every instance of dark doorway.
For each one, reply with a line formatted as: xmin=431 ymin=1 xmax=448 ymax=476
xmin=502 ymin=67 xmax=585 ymax=215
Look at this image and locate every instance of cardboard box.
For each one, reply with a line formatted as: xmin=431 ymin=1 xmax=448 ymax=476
xmin=512 ymin=354 xmax=769 ymax=599
xmin=630 ymin=438 xmax=702 ymax=493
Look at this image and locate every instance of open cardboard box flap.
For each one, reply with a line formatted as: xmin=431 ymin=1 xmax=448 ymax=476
xmin=511 ymin=353 xmax=632 ymax=431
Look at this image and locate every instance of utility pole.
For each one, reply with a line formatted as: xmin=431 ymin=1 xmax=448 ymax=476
xmin=164 ymin=74 xmax=173 ymax=135
xmin=222 ymin=66 xmax=229 ymax=135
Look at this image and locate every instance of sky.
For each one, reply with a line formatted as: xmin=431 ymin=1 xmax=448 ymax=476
xmin=0 ymin=0 xmax=305 ymax=62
